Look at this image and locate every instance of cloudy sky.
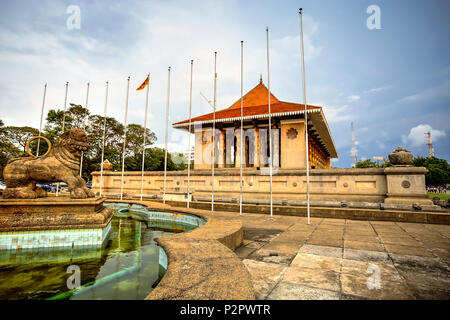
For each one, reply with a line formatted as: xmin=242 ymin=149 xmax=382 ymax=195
xmin=0 ymin=0 xmax=449 ymax=168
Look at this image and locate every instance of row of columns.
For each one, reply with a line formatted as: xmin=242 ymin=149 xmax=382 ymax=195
xmin=195 ymin=121 xmax=280 ymax=169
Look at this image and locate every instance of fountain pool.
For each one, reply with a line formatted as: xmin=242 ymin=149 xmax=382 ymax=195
xmin=0 ymin=203 xmax=205 ymax=300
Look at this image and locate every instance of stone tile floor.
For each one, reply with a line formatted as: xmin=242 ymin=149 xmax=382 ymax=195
xmin=207 ymin=211 xmax=450 ymax=300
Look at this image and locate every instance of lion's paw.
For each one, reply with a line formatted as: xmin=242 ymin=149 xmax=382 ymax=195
xmin=71 ymin=188 xmax=88 ymax=199
xmin=84 ymin=187 xmax=95 ymax=198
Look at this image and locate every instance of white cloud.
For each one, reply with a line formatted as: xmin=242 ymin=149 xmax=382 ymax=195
xmin=365 ymin=85 xmax=392 ymax=93
xmin=402 ymin=124 xmax=446 ymax=147
xmin=322 ymin=105 xmax=353 ymax=123
xmin=0 ymin=1 xmax=327 ymax=155
xmin=347 ymin=95 xmax=360 ymax=102
xmin=398 ymin=81 xmax=450 ymax=103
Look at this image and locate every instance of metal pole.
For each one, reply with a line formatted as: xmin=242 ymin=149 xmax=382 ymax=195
xmin=299 ymin=8 xmax=311 ymax=225
xmin=266 ymin=28 xmax=273 ymax=220
xmin=187 ymin=60 xmax=194 ymax=208
xmin=99 ymin=81 xmax=109 ymax=197
xmin=239 ymin=41 xmax=244 ymax=216
xmin=140 ymin=74 xmax=150 ymax=200
xmin=212 ymin=52 xmax=217 ymax=212
xmin=56 ymin=81 xmax=69 ymax=197
xmin=36 ymin=83 xmax=47 ymax=156
xmin=80 ymin=82 xmax=90 ymax=176
xmin=163 ymin=67 xmax=171 ymax=204
xmin=120 ymin=76 xmax=131 ymax=200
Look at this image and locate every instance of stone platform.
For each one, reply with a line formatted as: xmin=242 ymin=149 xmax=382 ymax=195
xmin=0 ymin=197 xmax=113 ymax=250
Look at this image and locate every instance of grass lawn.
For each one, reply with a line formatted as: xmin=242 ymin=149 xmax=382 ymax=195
xmin=428 ymin=193 xmax=450 ymax=200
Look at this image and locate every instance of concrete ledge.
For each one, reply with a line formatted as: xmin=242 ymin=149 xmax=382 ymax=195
xmin=106 ymin=199 xmax=255 ymax=300
xmin=164 ymin=200 xmax=450 ymax=225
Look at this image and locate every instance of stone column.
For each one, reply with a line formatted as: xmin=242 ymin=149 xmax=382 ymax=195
xmin=194 ymin=127 xmax=211 ymax=170
xmin=225 ymin=128 xmax=235 ymax=168
xmin=272 ymin=123 xmax=280 ymax=168
xmin=259 ymin=127 xmax=268 ymax=167
xmin=235 ymin=125 xmax=242 ymax=168
xmin=194 ymin=128 xmax=204 ymax=169
xmin=218 ymin=129 xmax=225 ymax=168
xmin=253 ymin=121 xmax=260 ymax=167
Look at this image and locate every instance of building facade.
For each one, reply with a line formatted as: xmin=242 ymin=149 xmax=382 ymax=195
xmin=172 ymin=78 xmax=338 ymax=170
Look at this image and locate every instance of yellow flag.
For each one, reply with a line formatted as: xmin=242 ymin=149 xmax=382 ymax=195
xmin=136 ymin=75 xmax=149 ymax=91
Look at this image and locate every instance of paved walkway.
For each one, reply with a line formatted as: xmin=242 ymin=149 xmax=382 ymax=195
xmin=202 ymin=210 xmax=450 ymax=300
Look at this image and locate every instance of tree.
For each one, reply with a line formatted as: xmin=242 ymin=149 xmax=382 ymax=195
xmin=355 ymin=159 xmax=378 ymax=168
xmin=413 ymin=156 xmax=449 ymax=186
xmin=0 ymin=120 xmax=30 ymax=179
xmin=4 ymin=126 xmax=39 ymax=153
xmin=124 ymin=123 xmax=157 ymax=157
xmin=355 ymin=159 xmax=391 ymax=168
xmin=67 ymin=104 xmax=90 ymax=128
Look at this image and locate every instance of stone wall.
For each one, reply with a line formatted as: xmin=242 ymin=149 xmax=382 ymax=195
xmin=92 ymin=167 xmax=431 ymax=205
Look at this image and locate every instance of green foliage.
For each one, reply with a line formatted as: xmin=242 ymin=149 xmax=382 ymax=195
xmin=0 ymin=121 xmax=23 ymax=179
xmin=355 ymin=159 xmax=378 ymax=168
xmin=428 ymin=193 xmax=450 ymax=200
xmin=413 ymin=156 xmax=449 ymax=186
xmin=355 ymin=159 xmax=391 ymax=168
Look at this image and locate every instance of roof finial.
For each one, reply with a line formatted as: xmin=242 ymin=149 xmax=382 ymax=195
xmin=259 ymin=74 xmax=263 ymax=84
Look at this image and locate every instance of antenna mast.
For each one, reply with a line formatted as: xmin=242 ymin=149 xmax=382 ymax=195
xmin=425 ymin=131 xmax=434 ymax=158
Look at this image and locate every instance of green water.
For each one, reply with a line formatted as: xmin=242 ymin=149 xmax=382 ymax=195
xmin=0 ymin=215 xmax=195 ymax=300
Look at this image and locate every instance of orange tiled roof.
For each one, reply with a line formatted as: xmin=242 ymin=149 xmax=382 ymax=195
xmin=173 ymin=81 xmax=321 ymax=126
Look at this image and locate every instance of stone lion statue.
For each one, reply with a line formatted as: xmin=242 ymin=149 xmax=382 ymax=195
xmin=2 ymin=128 xmax=95 ymax=199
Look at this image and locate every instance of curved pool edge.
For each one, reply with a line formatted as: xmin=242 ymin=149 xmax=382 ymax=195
xmin=106 ymin=199 xmax=255 ymax=300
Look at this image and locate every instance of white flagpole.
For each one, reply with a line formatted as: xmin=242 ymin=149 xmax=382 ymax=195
xmin=211 ymin=52 xmax=217 ymax=212
xmin=163 ymin=67 xmax=171 ymax=204
xmin=187 ymin=60 xmax=194 ymax=208
xmin=140 ymin=74 xmax=150 ymax=200
xmin=299 ymin=8 xmax=311 ymax=225
xmin=239 ymin=41 xmax=244 ymax=216
xmin=266 ymin=27 xmax=273 ymax=220
xmin=99 ymin=81 xmax=109 ymax=197
xmin=56 ymin=81 xmax=69 ymax=197
xmin=36 ymin=83 xmax=47 ymax=156
xmin=120 ymin=76 xmax=131 ymax=200
xmin=80 ymin=81 xmax=90 ymax=177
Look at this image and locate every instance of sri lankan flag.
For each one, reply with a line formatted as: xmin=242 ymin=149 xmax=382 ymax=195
xmin=136 ymin=75 xmax=149 ymax=91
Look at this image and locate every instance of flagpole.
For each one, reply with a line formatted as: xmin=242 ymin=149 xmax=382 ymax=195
xmin=99 ymin=81 xmax=109 ymax=197
xmin=163 ymin=67 xmax=171 ymax=204
xmin=299 ymin=8 xmax=311 ymax=225
xmin=187 ymin=60 xmax=194 ymax=208
xmin=266 ymin=27 xmax=273 ymax=220
xmin=36 ymin=83 xmax=47 ymax=156
xmin=56 ymin=81 xmax=69 ymax=197
xmin=140 ymin=74 xmax=150 ymax=200
xmin=211 ymin=52 xmax=217 ymax=212
xmin=120 ymin=76 xmax=131 ymax=200
xmin=239 ymin=41 xmax=244 ymax=216
xmin=80 ymin=81 xmax=90 ymax=177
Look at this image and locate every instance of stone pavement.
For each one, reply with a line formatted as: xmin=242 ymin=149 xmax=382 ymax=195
xmin=205 ymin=211 xmax=450 ymax=300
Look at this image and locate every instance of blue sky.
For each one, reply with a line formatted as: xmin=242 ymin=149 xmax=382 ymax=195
xmin=0 ymin=0 xmax=448 ymax=168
